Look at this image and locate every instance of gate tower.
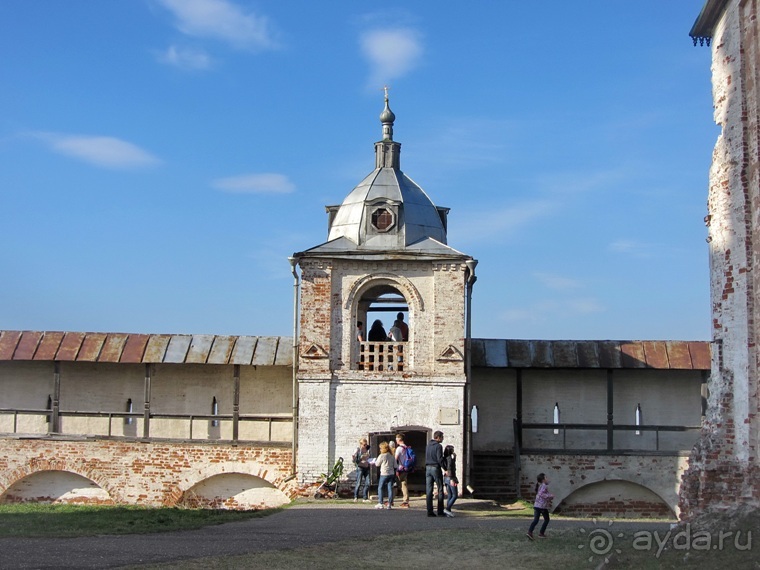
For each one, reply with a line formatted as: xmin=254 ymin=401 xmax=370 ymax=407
xmin=292 ymin=94 xmax=477 ymax=486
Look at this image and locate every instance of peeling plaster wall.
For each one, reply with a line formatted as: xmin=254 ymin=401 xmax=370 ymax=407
xmin=681 ymin=0 xmax=760 ymax=517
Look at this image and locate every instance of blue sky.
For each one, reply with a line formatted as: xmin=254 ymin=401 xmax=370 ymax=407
xmin=0 ymin=1 xmax=715 ymax=341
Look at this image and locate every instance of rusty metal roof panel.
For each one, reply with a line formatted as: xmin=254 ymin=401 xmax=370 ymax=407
xmin=77 ymin=333 xmax=106 ymax=361
xmin=56 ymin=332 xmax=85 ymax=361
xmin=33 ymin=332 xmax=65 ymax=361
xmin=643 ymin=341 xmax=669 ymax=369
xmin=470 ymin=339 xmax=486 ymax=367
xmin=576 ymin=341 xmax=600 ymax=368
xmin=532 ymin=341 xmax=554 ymax=367
xmin=120 ymin=334 xmax=149 ymax=363
xmin=164 ymin=335 xmax=192 ymax=363
xmin=552 ymin=341 xmax=579 ymax=367
xmin=207 ymin=335 xmax=236 ymax=365
xmin=620 ymin=342 xmax=647 ymax=368
xmin=0 ymin=331 xmax=23 ymax=360
xmin=689 ymin=342 xmax=711 ymax=370
xmin=99 ymin=334 xmax=128 ymax=363
xmin=482 ymin=339 xmax=508 ymax=367
xmin=230 ymin=336 xmax=257 ymax=365
xmin=274 ymin=338 xmax=292 ymax=366
xmin=598 ymin=341 xmax=623 ymax=368
xmin=143 ymin=335 xmax=170 ymax=363
xmin=185 ymin=334 xmax=215 ymax=364
xmin=506 ymin=340 xmax=532 ymax=368
xmin=252 ymin=336 xmax=279 ymax=366
xmin=14 ymin=331 xmax=43 ymax=360
xmin=665 ymin=341 xmax=693 ymax=369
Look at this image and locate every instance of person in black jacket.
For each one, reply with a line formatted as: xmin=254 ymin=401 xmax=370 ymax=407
xmin=442 ymin=445 xmax=459 ymax=517
xmin=425 ymin=430 xmax=445 ymax=517
xmin=367 ymin=320 xmax=387 ymax=342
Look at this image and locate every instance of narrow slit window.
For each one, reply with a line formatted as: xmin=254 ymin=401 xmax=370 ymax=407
xmin=125 ymin=398 xmax=133 ymax=425
xmin=553 ymin=403 xmax=560 ymax=435
xmin=635 ymin=403 xmax=642 ymax=436
xmin=211 ymin=396 xmax=219 ymax=427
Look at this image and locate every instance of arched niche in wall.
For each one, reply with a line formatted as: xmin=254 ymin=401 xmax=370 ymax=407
xmin=0 ymin=470 xmax=113 ymax=505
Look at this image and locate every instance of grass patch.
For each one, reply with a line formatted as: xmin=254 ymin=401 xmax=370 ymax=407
xmin=0 ymin=504 xmax=279 ymax=538
xmin=135 ymin=525 xmax=757 ymax=570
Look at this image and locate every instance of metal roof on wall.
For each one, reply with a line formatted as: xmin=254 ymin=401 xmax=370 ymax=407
xmin=471 ymin=339 xmax=711 ymax=370
xmin=0 ymin=332 xmax=711 ymax=371
xmin=0 ymin=331 xmax=292 ymax=366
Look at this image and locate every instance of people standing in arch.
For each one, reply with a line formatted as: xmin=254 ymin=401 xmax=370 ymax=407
xmin=367 ymin=319 xmax=387 ymax=341
xmin=388 ymin=319 xmax=403 ymax=342
xmin=396 ymin=312 xmax=409 ymax=341
xmin=356 ymin=321 xmax=365 ymax=342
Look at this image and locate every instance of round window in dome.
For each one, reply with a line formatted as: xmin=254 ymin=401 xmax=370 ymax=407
xmin=371 ymin=208 xmax=395 ymax=232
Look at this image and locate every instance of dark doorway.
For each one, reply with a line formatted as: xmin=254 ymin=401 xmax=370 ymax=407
xmin=368 ymin=428 xmax=428 ymax=492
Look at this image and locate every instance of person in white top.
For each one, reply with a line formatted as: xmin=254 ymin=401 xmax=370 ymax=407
xmin=374 ymin=441 xmax=397 ymax=509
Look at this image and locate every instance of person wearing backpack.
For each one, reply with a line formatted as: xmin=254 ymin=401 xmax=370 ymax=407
xmin=394 ymin=433 xmax=414 ymax=508
xmin=352 ymin=438 xmax=371 ymax=502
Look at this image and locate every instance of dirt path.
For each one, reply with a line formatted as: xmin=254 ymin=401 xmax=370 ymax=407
xmin=0 ymin=499 xmax=672 ymax=569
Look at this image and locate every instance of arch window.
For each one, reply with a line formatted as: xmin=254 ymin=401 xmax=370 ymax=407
xmin=354 ymin=283 xmax=409 ymax=372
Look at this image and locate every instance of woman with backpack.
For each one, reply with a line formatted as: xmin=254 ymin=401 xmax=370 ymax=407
xmin=352 ymin=438 xmax=371 ymax=502
xmin=394 ymin=433 xmax=413 ymax=508
xmin=442 ymin=444 xmax=459 ymax=517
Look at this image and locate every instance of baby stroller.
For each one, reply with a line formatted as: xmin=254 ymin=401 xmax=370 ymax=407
xmin=314 ymin=457 xmax=344 ymax=499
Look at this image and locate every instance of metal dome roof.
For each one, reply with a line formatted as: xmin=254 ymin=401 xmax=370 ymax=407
xmin=325 ymin=95 xmax=448 ymax=250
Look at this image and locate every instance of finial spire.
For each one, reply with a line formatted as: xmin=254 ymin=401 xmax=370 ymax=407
xmin=379 ymin=86 xmax=396 ymax=141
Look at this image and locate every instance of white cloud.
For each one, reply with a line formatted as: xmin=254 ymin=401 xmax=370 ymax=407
xmin=533 ymin=272 xmax=583 ymax=291
xmin=608 ymin=239 xmax=656 ymax=258
xmin=449 ymin=198 xmax=557 ymax=245
xmin=158 ymin=44 xmax=213 ymax=70
xmin=157 ymin=0 xmax=277 ymax=50
xmin=502 ymin=297 xmax=604 ymax=324
xmin=212 ymin=173 xmax=295 ymax=194
xmin=32 ymin=132 xmax=160 ymax=169
xmin=360 ymin=28 xmax=422 ymax=85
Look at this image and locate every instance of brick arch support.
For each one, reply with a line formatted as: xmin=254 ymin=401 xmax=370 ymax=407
xmin=344 ymin=273 xmax=425 ymax=313
xmin=0 ymin=457 xmax=120 ymax=503
xmin=556 ymin=476 xmax=674 ymax=516
xmin=163 ymin=461 xmax=294 ymax=507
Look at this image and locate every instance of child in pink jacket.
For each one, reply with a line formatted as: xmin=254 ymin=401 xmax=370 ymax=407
xmin=527 ymin=473 xmax=554 ymax=539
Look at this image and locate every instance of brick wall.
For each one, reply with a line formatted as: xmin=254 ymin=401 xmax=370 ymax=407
xmin=680 ymin=0 xmax=760 ymax=518
xmin=0 ymin=438 xmax=295 ymax=509
xmin=521 ymin=453 xmax=688 ymax=518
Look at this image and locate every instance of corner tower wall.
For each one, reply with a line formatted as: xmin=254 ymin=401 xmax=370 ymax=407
xmin=680 ymin=0 xmax=760 ymax=517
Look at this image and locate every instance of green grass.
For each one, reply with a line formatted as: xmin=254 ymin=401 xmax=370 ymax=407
xmin=0 ymin=503 xmax=279 ymax=538
xmin=134 ymin=526 xmax=758 ymax=570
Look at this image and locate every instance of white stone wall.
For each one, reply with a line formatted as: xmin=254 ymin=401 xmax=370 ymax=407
xmin=296 ymin=377 xmax=465 ymax=485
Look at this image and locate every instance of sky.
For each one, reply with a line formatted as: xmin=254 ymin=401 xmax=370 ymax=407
xmin=0 ymin=1 xmax=716 ymax=341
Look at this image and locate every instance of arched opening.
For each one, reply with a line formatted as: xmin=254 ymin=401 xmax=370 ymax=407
xmin=179 ymin=473 xmax=290 ymax=510
xmin=1 ymin=471 xmax=113 ymax=505
xmin=368 ymin=428 xmax=427 ymax=492
xmin=556 ymin=479 xmax=675 ymax=519
xmin=355 ymin=284 xmax=409 ymax=372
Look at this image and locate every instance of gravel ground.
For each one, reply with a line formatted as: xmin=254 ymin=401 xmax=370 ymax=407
xmin=0 ymin=498 xmax=673 ymax=569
